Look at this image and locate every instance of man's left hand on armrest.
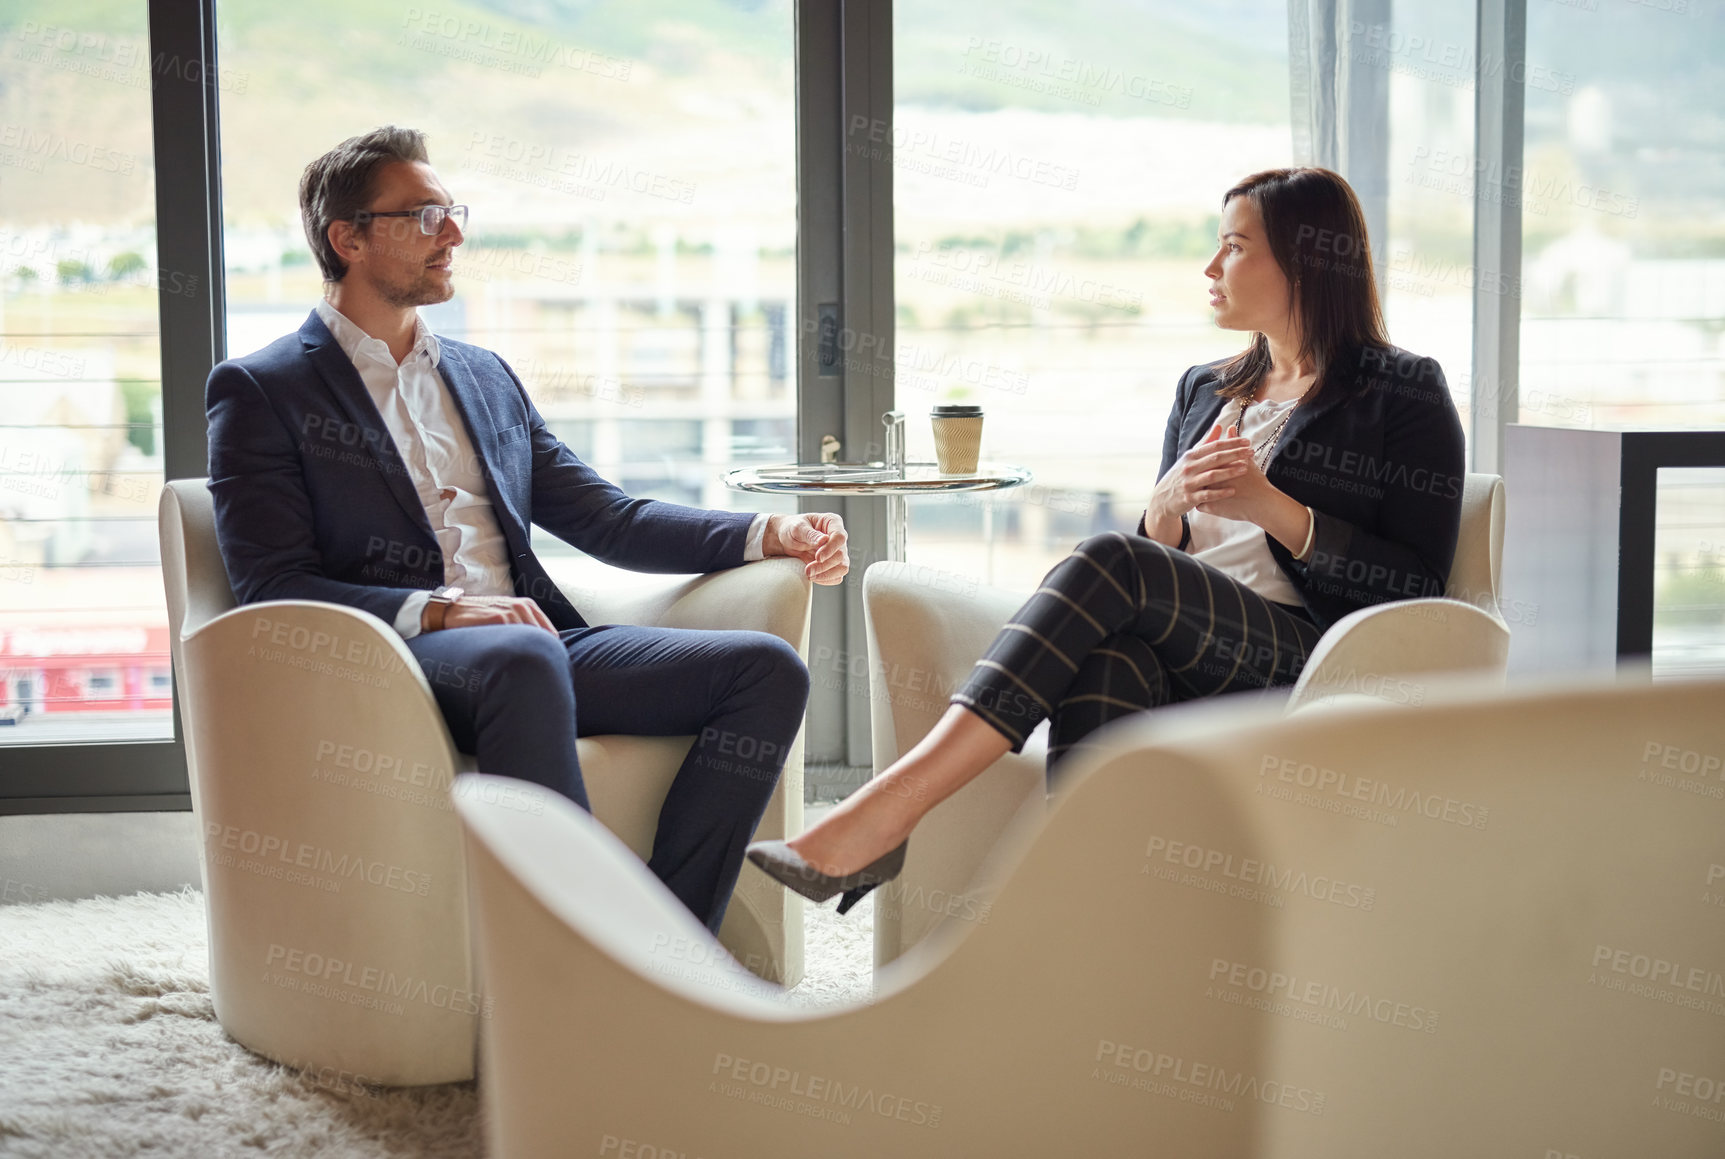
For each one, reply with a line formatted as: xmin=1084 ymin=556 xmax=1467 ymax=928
xmin=763 ymin=513 xmax=849 ymax=585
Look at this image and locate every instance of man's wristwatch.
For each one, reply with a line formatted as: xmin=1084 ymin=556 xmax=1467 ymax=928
xmin=423 ymin=586 xmax=465 ymax=633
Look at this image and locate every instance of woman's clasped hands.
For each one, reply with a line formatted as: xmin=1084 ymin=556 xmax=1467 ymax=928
xmin=1150 ymin=419 xmax=1279 ymax=530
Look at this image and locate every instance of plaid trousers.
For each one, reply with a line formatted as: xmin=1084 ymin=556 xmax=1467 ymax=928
xmin=951 ymin=531 xmax=1324 ymax=783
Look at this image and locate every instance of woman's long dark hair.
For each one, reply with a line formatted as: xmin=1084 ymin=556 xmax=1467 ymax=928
xmin=1213 ymin=167 xmax=1389 ymax=405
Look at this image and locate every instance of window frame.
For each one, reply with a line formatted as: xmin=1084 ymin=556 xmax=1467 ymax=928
xmin=1471 ymin=0 xmax=1526 ymax=475
xmin=0 ymin=0 xmax=223 ymax=813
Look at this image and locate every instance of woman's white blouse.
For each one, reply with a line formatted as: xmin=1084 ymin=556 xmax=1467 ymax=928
xmin=1186 ymin=396 xmax=1305 ymax=608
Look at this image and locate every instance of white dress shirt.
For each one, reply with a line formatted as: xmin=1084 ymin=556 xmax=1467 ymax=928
xmin=1186 ymin=395 xmax=1305 ymax=608
xmin=314 ymin=301 xmax=768 ymax=638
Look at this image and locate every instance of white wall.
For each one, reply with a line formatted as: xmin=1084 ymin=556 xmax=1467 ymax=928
xmin=0 ymin=812 xmax=200 ymax=906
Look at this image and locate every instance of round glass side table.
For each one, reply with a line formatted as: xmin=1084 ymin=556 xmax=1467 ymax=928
xmin=723 ymin=462 xmax=1034 ymax=561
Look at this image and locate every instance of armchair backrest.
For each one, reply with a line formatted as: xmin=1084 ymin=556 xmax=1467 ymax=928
xmin=1448 ymin=473 xmax=1505 ymax=610
xmin=1052 ymin=673 xmax=1725 ymax=1154
xmin=159 ymin=475 xmax=479 ymax=1086
xmin=159 ymin=478 xmax=236 ymax=665
xmin=159 ymin=478 xmax=237 ymax=749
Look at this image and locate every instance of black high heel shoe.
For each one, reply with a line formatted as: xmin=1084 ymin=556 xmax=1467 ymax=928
xmin=745 ymin=839 xmax=909 ymax=915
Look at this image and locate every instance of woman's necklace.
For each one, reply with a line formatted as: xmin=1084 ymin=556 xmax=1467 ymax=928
xmin=1236 ymin=377 xmax=1313 ymax=472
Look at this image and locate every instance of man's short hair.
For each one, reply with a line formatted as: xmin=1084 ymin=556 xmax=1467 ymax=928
xmin=298 ymin=126 xmax=429 ymax=283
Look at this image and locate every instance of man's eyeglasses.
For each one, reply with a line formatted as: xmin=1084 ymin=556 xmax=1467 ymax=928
xmin=352 ymin=204 xmax=468 ymax=235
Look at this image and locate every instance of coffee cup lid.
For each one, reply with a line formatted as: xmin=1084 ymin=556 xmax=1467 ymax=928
xmin=931 ymin=404 xmax=983 ymax=416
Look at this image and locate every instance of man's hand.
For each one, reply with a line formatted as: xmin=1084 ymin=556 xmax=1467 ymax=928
xmin=764 ymin=512 xmax=849 ymax=585
xmin=426 ymin=594 xmax=559 ymax=635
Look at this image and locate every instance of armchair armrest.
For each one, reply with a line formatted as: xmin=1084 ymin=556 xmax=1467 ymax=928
xmin=176 ymin=599 xmax=475 ymax=1085
xmin=553 ymin=556 xmax=814 ymax=986
xmin=180 ymin=598 xmax=454 ymax=755
xmin=1286 ymin=598 xmax=1510 ymax=714
xmin=861 ymin=561 xmax=1028 ymax=768
xmin=863 ymin=562 xmax=1048 ymax=966
xmin=558 ymin=558 xmax=812 ymax=653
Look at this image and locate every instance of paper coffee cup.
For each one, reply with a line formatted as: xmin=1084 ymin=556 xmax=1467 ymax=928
xmin=931 ymin=405 xmax=983 ymax=474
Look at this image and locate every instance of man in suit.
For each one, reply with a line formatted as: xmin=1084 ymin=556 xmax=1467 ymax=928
xmin=206 ymin=126 xmax=848 ymax=932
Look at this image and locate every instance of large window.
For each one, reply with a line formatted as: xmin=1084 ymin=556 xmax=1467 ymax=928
xmin=1523 ymin=2 xmax=1725 ymax=674
xmin=0 ymin=3 xmax=172 ymax=746
xmin=893 ymin=2 xmax=1294 ymax=588
xmin=7 ymin=0 xmax=1719 ymax=803
xmin=1521 ymin=0 xmax=1725 ymax=433
xmin=1653 ymin=467 xmax=1725 ymax=679
xmin=214 ymin=0 xmax=799 ymax=581
xmin=1379 ymin=0 xmax=1477 ymax=433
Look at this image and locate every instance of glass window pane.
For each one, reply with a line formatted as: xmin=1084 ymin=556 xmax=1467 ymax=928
xmin=215 ymin=2 xmax=797 ymax=583
xmin=731 ymin=417 xmax=793 ymax=461
xmin=1381 ymin=0 xmax=1477 ymax=434
xmin=1521 ymin=3 xmax=1725 ymax=430
xmin=894 ymin=2 xmax=1293 ymax=588
xmin=1653 ymin=467 xmax=1725 ymax=680
xmin=0 ymin=3 xmax=171 ymax=745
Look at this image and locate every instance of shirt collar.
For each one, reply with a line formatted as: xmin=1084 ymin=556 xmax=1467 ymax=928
xmin=315 ymin=299 xmax=441 ymax=369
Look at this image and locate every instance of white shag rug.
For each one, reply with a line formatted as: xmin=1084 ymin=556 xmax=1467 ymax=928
xmin=0 ymin=887 xmax=875 ymax=1157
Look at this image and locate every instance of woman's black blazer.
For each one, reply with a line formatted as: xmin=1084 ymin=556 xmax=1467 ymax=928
xmin=1154 ymin=344 xmax=1467 ymax=633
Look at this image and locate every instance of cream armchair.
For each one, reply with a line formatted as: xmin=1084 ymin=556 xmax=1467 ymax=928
xmin=867 ymin=473 xmax=1507 ymax=965
xmin=158 ymin=478 xmax=811 ymax=1086
xmin=454 ymin=673 xmax=1725 ymax=1157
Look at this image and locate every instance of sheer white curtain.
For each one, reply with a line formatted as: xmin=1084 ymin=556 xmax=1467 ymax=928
xmin=1287 ymin=0 xmax=1391 ymax=292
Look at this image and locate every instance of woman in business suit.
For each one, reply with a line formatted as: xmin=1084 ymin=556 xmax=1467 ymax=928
xmin=749 ymin=167 xmax=1466 ymax=911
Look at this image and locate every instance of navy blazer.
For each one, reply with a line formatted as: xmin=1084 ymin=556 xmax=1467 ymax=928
xmin=205 ymin=311 xmax=756 ymax=633
xmin=1156 ymin=344 xmax=1466 ymax=632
